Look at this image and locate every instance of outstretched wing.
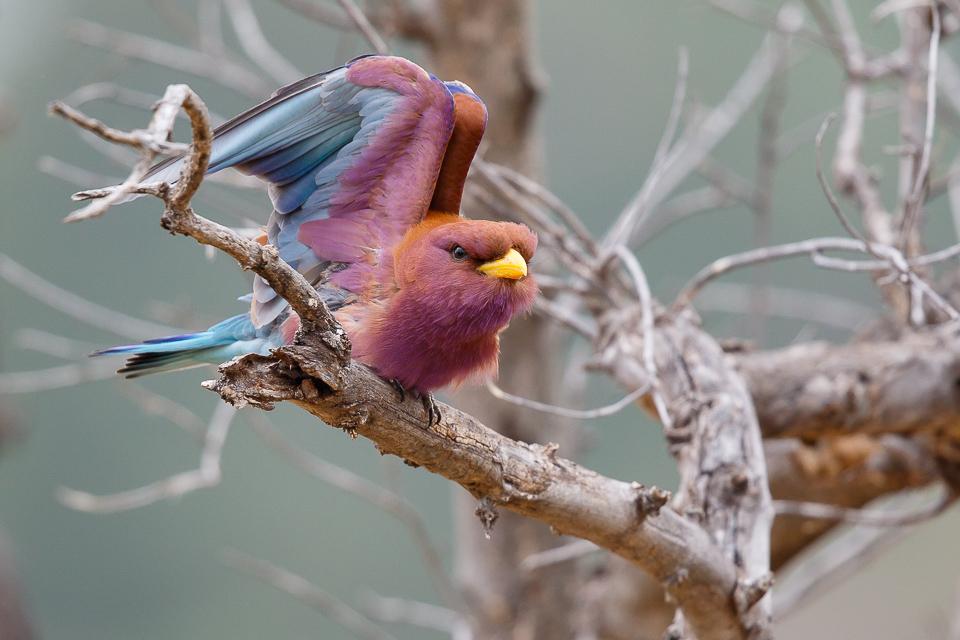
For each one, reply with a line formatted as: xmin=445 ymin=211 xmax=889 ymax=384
xmin=138 ymin=55 xmax=459 ymax=326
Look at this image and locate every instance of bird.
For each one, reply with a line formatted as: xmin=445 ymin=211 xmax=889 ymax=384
xmin=94 ymin=55 xmax=539 ymax=414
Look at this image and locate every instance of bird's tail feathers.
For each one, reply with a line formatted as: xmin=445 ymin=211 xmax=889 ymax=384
xmin=92 ymin=313 xmax=265 ymax=378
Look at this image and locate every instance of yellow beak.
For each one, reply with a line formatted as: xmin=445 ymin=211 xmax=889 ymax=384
xmin=477 ymin=248 xmax=528 ymax=280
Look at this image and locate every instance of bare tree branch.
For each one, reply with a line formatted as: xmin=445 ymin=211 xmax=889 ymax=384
xmin=363 ymin=593 xmax=471 ymax=640
xmin=696 ymin=282 xmax=875 ymax=330
xmin=57 ymin=402 xmax=235 ymax=513
xmin=733 ymin=324 xmax=960 ymax=440
xmin=246 ymin=413 xmax=467 ymax=615
xmin=485 ymin=380 xmax=649 ymax=419
xmin=223 ymin=549 xmax=398 ymax=640
xmin=50 ymin=84 xmax=759 ymax=640
xmin=604 ymin=20 xmax=795 ymax=252
xmin=224 ymin=0 xmax=304 ymax=84
xmin=0 ymin=360 xmax=120 ymax=395
xmin=67 ymin=19 xmax=273 ymax=99
xmin=773 ymin=482 xmax=953 ymax=525
xmin=773 ymin=484 xmax=949 ymax=619
xmin=335 ymin=0 xmax=389 ymax=54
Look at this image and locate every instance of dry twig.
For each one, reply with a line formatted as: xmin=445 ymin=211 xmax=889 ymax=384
xmin=223 ymin=549 xmax=398 ymax=640
xmin=57 ymin=402 xmax=235 ymax=513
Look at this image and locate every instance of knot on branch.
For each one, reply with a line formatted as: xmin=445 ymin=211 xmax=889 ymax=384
xmin=475 ymin=497 xmax=499 ymax=538
xmin=203 ymin=352 xmax=313 ymax=410
xmin=734 ymin=573 xmax=774 ymax=614
xmin=203 ymin=329 xmax=351 ymax=411
xmin=632 ymin=482 xmax=671 ymax=517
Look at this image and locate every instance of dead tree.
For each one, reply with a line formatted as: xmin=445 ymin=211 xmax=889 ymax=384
xmin=5 ymin=1 xmax=960 ymax=639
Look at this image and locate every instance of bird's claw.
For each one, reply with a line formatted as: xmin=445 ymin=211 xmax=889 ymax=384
xmin=390 ymin=378 xmax=406 ymax=403
xmin=389 ymin=379 xmax=439 ymax=426
xmin=422 ymin=393 xmax=441 ymax=427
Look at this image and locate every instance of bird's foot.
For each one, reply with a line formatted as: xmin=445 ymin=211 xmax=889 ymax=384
xmin=389 ymin=379 xmax=439 ymax=426
xmin=390 ymin=378 xmax=406 ymax=403
xmin=421 ymin=392 xmax=441 ymax=427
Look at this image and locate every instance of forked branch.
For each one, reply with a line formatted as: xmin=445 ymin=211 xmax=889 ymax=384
xmin=50 ymin=83 xmax=756 ymax=640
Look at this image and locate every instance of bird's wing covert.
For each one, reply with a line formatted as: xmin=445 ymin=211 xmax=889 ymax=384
xmin=128 ymin=55 xmax=459 ymax=326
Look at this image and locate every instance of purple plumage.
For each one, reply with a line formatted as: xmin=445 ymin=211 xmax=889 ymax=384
xmin=97 ymin=56 xmax=539 ymax=396
xmin=341 ymin=216 xmax=538 ymax=393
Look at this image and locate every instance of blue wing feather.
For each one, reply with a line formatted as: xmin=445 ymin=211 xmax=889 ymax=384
xmin=96 ymin=56 xmax=473 ymax=378
xmin=118 ymin=56 xmax=460 ymax=327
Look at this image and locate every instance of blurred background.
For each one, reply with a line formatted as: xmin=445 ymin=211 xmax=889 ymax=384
xmin=0 ymin=0 xmax=958 ymax=638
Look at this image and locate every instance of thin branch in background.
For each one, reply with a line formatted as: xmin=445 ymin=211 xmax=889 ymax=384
xmin=937 ymin=50 xmax=960 ymax=127
xmin=871 ymin=0 xmax=931 ymax=22
xmin=750 ymin=50 xmax=790 ymax=343
xmin=633 ymin=186 xmax=738 ymax=246
xmin=144 ymin=0 xmax=204 ymax=44
xmin=0 ymin=252 xmax=177 ymax=340
xmin=773 ymin=484 xmax=950 ymax=620
xmin=609 ymin=17 xmax=796 ymax=251
xmin=47 ymin=101 xmax=189 ymax=156
xmin=612 ymin=245 xmax=672 ymax=431
xmin=812 ymin=242 xmax=960 ymax=320
xmin=696 ymin=157 xmax=759 ymax=207
xmin=708 ymin=0 xmax=842 ymax=50
xmin=912 ymin=239 xmax=960 ymax=265
xmin=900 ymin=1 xmax=941 ymax=244
xmin=41 ymin=154 xmax=264 ymax=226
xmin=224 ymin=0 xmax=304 ymax=84
xmin=675 ymin=235 xmax=960 ymax=321
xmin=57 ymin=402 xmax=235 ymax=514
xmin=816 ymin=113 xmax=867 ymax=242
xmin=485 ymin=380 xmax=649 ymax=420
xmin=520 ymin=539 xmax=602 ymax=572
xmin=695 ymin=282 xmax=875 ymax=330
xmin=827 ymin=0 xmax=865 ymax=66
xmin=775 ymin=104 xmax=856 ymax=161
xmin=809 ymin=97 xmax=949 ymax=326
xmin=223 ymin=549 xmax=398 ymax=640
xmin=774 ymin=482 xmax=954 ymax=526
xmin=48 ymin=90 xmax=192 ymax=221
xmin=60 ymin=80 xmax=227 ymax=127
xmin=246 ymin=414 xmax=467 ymax=615
xmin=117 ymin=384 xmax=208 ymax=442
xmin=14 ymin=329 xmax=100 ymax=360
xmin=534 ymin=274 xmax=594 ymax=296
xmin=271 ymin=0 xmax=353 ymax=30
xmin=198 ymin=0 xmax=225 ymax=56
xmin=677 ymin=237 xmax=873 ymax=303
xmin=649 ymin=47 xmax=690 ymax=175
xmin=0 ymin=360 xmax=119 ymax=395
xmin=949 ymin=156 xmax=960 ymax=242
xmin=532 ymin=296 xmax=598 ymax=339
xmin=72 ymin=127 xmax=142 ymax=169
xmin=63 ymin=82 xmax=214 ymax=121
xmin=362 ymin=593 xmax=472 ymax=640
xmin=67 ymin=19 xmax=273 ymax=100
xmin=335 ymin=0 xmax=389 ymax=54
xmin=37 ymin=156 xmax=120 ymax=189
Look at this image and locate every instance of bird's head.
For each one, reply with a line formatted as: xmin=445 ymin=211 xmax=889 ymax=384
xmin=393 ymin=215 xmax=538 ymax=333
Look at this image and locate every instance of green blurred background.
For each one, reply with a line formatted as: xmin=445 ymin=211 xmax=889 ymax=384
xmin=0 ymin=1 xmax=958 ymax=638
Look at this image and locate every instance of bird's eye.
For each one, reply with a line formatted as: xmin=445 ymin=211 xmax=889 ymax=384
xmin=451 ymin=245 xmax=468 ymax=261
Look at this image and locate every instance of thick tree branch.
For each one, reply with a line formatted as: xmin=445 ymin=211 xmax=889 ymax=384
xmin=592 ymin=305 xmax=774 ymax=637
xmin=732 ymin=323 xmax=960 ymax=441
xmin=207 ymin=340 xmax=748 ymax=640
xmin=53 ymin=81 xmax=755 ymax=640
xmin=766 ymin=434 xmax=940 ymax=569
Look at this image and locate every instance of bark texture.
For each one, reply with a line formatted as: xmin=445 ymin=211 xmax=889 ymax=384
xmin=207 ymin=335 xmax=750 ymax=640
